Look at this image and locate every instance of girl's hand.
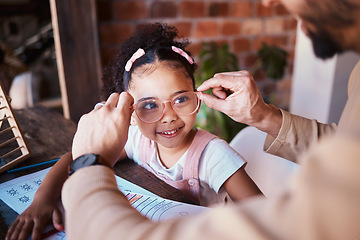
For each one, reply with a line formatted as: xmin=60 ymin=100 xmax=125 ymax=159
xmin=6 ymin=199 xmax=64 ymax=240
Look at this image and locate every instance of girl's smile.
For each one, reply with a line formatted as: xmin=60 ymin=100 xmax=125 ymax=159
xmin=156 ymin=126 xmax=184 ymax=138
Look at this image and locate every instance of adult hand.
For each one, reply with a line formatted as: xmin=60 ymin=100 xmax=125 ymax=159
xmin=72 ymin=92 xmax=134 ymax=167
xmin=197 ymin=71 xmax=282 ymax=137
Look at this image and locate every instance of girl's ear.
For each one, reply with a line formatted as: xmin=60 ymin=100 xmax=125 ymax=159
xmin=130 ymin=113 xmax=137 ymax=126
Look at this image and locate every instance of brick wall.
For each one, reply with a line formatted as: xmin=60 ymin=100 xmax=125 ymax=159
xmin=96 ymin=0 xmax=297 ymax=110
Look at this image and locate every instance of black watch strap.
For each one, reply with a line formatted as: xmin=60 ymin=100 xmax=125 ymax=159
xmin=69 ymin=154 xmax=102 ymax=175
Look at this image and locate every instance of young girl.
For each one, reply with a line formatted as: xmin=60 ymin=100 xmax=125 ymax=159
xmin=6 ymin=23 xmax=261 ymax=240
xmin=102 ymin=23 xmax=261 ymax=206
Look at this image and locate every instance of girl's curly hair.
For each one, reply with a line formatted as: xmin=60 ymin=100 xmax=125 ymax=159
xmin=101 ymin=23 xmax=197 ymax=100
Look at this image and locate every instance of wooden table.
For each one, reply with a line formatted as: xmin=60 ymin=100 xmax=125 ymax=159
xmin=0 ymin=106 xmax=194 ymax=235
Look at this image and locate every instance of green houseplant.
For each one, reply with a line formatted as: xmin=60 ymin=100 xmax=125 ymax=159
xmin=195 ymin=42 xmax=288 ymax=142
xmin=250 ymin=42 xmax=288 ymax=81
xmin=195 ymin=42 xmax=245 ymax=142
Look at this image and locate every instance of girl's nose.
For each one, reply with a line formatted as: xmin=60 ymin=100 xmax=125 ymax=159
xmin=161 ymin=102 xmax=178 ymax=123
xmin=261 ymin=0 xmax=281 ymax=7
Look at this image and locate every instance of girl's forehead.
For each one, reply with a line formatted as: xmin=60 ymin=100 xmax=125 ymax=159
xmin=130 ymin=64 xmax=194 ymax=99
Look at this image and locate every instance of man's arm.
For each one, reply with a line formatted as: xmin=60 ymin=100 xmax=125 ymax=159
xmin=64 ymin=89 xmax=360 ymax=240
xmin=62 ymin=165 xmax=269 ymax=240
xmin=62 ymin=135 xmax=360 ymax=240
xmin=197 ymin=71 xmax=337 ymax=162
xmin=263 ymin=109 xmax=337 ymax=162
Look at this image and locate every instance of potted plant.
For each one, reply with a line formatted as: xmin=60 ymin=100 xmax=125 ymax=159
xmin=194 ymin=42 xmax=245 ymax=142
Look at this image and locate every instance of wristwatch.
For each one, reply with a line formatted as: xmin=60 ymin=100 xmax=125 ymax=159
xmin=69 ymin=153 xmax=104 ymax=175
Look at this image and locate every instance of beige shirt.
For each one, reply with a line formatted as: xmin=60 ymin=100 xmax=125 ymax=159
xmin=62 ymin=61 xmax=360 ymax=240
xmin=264 ymin=61 xmax=360 ymax=162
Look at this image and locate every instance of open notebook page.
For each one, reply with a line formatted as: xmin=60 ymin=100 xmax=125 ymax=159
xmin=0 ymin=167 xmax=206 ymax=239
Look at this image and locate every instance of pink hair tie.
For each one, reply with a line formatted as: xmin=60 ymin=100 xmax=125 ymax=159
xmin=125 ymin=48 xmax=146 ymax=72
xmin=172 ymin=46 xmax=194 ymax=64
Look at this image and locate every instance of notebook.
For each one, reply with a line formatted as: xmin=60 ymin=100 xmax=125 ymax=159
xmin=0 ymin=167 xmax=207 ymax=239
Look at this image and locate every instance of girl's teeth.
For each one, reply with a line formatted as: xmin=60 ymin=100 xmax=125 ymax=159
xmin=163 ymin=129 xmax=178 ymax=135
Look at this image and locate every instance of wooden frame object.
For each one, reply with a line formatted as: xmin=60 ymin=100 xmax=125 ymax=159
xmin=49 ymin=0 xmax=102 ymax=122
xmin=0 ymin=83 xmax=30 ymax=173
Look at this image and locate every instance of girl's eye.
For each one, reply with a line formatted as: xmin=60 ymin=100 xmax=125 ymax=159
xmin=139 ymin=101 xmax=159 ymax=110
xmin=173 ymin=95 xmax=189 ymax=105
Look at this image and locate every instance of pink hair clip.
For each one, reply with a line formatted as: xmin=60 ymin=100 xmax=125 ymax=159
xmin=125 ymin=48 xmax=146 ymax=72
xmin=172 ymin=46 xmax=194 ymax=64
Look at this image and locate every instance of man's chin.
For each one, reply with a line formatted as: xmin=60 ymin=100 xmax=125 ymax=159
xmin=312 ymin=45 xmax=340 ymax=60
xmin=311 ymin=36 xmax=342 ymax=60
xmin=309 ymin=30 xmax=342 ymax=60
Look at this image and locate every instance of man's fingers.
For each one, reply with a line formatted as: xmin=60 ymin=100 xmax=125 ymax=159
xmin=197 ymin=71 xmax=247 ymax=92
xmin=213 ymin=70 xmax=251 ymax=78
xmin=117 ymin=92 xmax=134 ymax=111
xmin=101 ymin=92 xmax=134 ymax=115
xmin=105 ymin=93 xmax=121 ymax=108
xmin=199 ymin=93 xmax=226 ymax=111
xmin=212 ymin=87 xmax=228 ymax=99
xmin=197 ymin=77 xmax=222 ymax=92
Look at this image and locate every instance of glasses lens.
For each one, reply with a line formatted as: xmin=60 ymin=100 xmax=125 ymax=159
xmin=135 ymin=99 xmax=163 ymax=123
xmin=172 ymin=92 xmax=199 ymax=115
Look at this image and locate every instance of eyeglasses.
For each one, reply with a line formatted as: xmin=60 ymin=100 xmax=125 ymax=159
xmin=133 ymin=92 xmax=200 ymax=123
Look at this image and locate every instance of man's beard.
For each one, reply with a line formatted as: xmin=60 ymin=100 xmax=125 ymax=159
xmin=308 ymin=29 xmax=343 ymax=60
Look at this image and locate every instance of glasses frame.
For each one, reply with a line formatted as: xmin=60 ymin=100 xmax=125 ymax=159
xmin=133 ymin=92 xmax=200 ymax=123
